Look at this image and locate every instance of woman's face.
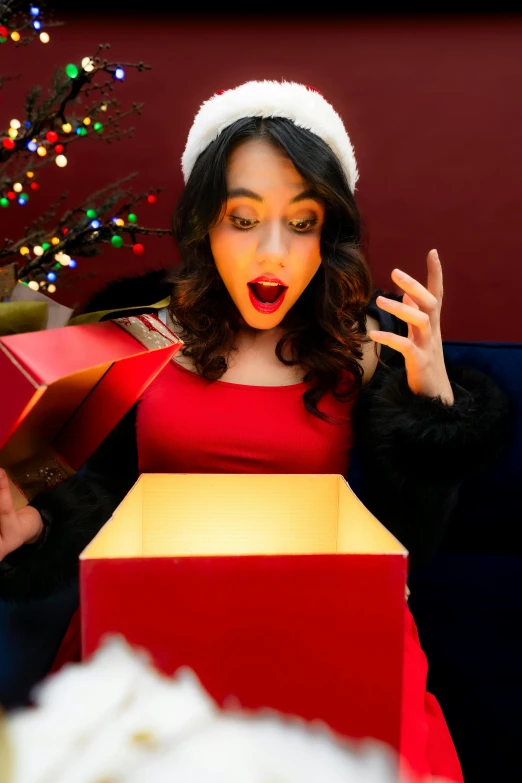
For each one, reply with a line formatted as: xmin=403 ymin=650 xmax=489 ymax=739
xmin=209 ymin=138 xmax=325 ymax=330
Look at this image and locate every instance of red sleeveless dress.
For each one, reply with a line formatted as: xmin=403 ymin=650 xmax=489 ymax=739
xmin=55 ymin=357 xmax=463 ymax=783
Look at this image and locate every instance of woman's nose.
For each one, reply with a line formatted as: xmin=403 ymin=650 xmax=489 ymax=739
xmin=256 ymin=222 xmax=287 ymax=264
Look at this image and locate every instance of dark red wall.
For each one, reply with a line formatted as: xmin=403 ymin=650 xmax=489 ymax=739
xmin=2 ymin=13 xmax=521 ymax=340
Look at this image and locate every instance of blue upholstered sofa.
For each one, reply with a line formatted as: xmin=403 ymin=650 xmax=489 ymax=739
xmin=1 ymin=339 xmax=520 ymax=780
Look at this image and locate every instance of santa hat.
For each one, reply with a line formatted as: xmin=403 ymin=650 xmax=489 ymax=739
xmin=181 ymin=80 xmax=359 ymax=193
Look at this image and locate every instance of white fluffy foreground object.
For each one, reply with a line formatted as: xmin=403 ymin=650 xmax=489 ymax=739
xmin=0 ymin=636 xmax=434 ymax=783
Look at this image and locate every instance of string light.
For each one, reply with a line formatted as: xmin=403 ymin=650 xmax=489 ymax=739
xmin=0 ymin=198 xmax=8 ymax=208
xmin=115 ymin=218 xmax=124 ymax=227
xmin=47 ymin=283 xmax=56 ymax=293
xmin=114 ymin=68 xmax=125 ymax=80
xmin=81 ymin=57 xmax=94 ymax=73
xmin=127 ymin=213 xmax=137 ymax=223
xmin=0 ymin=26 xmax=7 ymax=41
xmin=37 ymin=146 xmax=47 ymax=157
xmin=42 ymin=242 xmax=51 ymax=251
xmin=30 ymin=6 xmax=40 ymax=15
xmin=147 ymin=194 xmax=157 ymax=204
xmin=27 ymin=140 xmax=37 ymax=152
xmin=18 ymin=194 xmax=28 ymax=205
xmin=10 ymin=120 xmax=21 ymax=130
xmin=76 ymin=127 xmax=87 ymax=136
xmin=10 ymin=32 xmax=20 ymax=42
xmin=26 ymin=171 xmax=34 ymax=178
xmin=68 ymin=259 xmax=77 ymax=268
xmin=51 ymin=237 xmax=60 ymax=245
xmin=19 ymin=247 xmax=30 ymax=255
xmin=39 ymin=32 xmax=50 ymax=43
xmin=33 ymin=246 xmax=44 ymax=256
xmin=30 ymin=182 xmax=39 ymax=190
xmin=86 ymin=209 xmax=97 ymax=219
xmin=7 ymin=192 xmax=15 ymax=200
xmin=28 ymin=281 xmax=39 ymax=291
xmin=47 ymin=272 xmax=57 ymax=281
xmin=3 ymin=139 xmax=15 ymax=150
xmin=55 ymin=144 xmax=64 ymax=153
xmin=32 ymin=20 xmax=41 ymax=31
xmin=55 ymin=154 xmax=67 ymax=167
xmin=65 ymin=63 xmax=79 ymax=79
xmin=46 ymin=131 xmax=58 ymax=143
xmin=13 ymin=183 xmax=23 ymax=193
xmin=111 ymin=235 xmax=123 ymax=248
xmin=83 ymin=117 xmax=91 ymax=125
xmin=133 ymin=243 xmax=144 ymax=255
xmin=93 ymin=122 xmax=103 ymax=133
xmin=8 ymin=128 xmax=18 ymax=139
xmin=55 ymin=252 xmax=70 ymax=266
xmin=100 ymin=104 xmax=108 ymax=111
xmin=62 ymin=123 xmax=72 ymax=134
xmin=90 ymin=219 xmax=100 ymax=229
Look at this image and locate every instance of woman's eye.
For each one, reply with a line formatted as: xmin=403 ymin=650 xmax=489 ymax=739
xmin=290 ymin=219 xmax=318 ymax=232
xmin=229 ymin=216 xmax=258 ymax=230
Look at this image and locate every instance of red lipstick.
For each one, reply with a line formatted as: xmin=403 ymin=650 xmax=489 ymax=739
xmin=247 ymin=276 xmax=288 ymax=314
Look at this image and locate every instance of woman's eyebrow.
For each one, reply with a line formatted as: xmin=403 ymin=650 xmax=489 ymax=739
xmin=226 ymin=187 xmax=320 ymax=204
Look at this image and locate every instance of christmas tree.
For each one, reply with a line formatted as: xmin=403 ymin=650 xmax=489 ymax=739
xmin=0 ymin=0 xmax=171 ymax=313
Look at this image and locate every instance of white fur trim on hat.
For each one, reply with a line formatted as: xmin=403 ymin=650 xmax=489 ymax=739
xmin=181 ymin=80 xmax=359 ymax=192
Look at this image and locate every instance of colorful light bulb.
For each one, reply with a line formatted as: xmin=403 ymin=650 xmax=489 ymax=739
xmin=47 ymin=283 xmax=56 ymax=293
xmin=111 ymin=235 xmax=124 ymax=248
xmin=10 ymin=32 xmax=21 ymax=42
xmin=30 ymin=6 xmax=40 ymax=16
xmin=28 ymin=281 xmax=39 ymax=291
xmin=26 ymin=171 xmax=34 ymax=178
xmin=47 ymin=272 xmax=57 ymax=281
xmin=83 ymin=117 xmax=91 ymax=125
xmin=13 ymin=183 xmax=22 ymax=193
xmin=37 ymin=146 xmax=47 ymax=157
xmin=127 ymin=213 xmax=137 ymax=223
xmin=33 ymin=246 xmax=44 ymax=256
xmin=147 ymin=194 xmax=157 ymax=204
xmin=18 ymin=194 xmax=28 ymax=204
xmin=8 ymin=128 xmax=18 ymax=139
xmin=90 ymin=219 xmax=100 ymax=229
xmin=133 ymin=243 xmax=144 ymax=256
xmin=0 ymin=197 xmax=8 ymax=208
xmin=86 ymin=209 xmax=97 ymax=219
xmin=3 ymin=139 xmax=15 ymax=150
xmin=55 ymin=155 xmax=67 ymax=168
xmin=93 ymin=122 xmax=103 ymax=133
xmin=51 ymin=237 xmax=60 ymax=245
xmin=32 ymin=20 xmax=41 ymax=30
xmin=62 ymin=123 xmax=72 ymax=134
xmin=65 ymin=63 xmax=79 ymax=79
xmin=114 ymin=68 xmax=125 ymax=80
xmin=30 ymin=182 xmax=39 ymax=190
xmin=68 ymin=259 xmax=77 ymax=268
xmin=9 ymin=119 xmax=21 ymax=130
xmin=81 ymin=57 xmax=94 ymax=73
xmin=46 ymin=130 xmax=58 ymax=143
xmin=20 ymin=247 xmax=30 ymax=255
xmin=39 ymin=32 xmax=50 ymax=43
xmin=76 ymin=127 xmax=87 ymax=136
xmin=27 ymin=141 xmax=37 ymax=152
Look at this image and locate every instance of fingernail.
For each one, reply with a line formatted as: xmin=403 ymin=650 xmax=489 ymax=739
xmin=393 ymin=269 xmax=406 ymax=280
xmin=433 ymin=249 xmax=440 ymax=262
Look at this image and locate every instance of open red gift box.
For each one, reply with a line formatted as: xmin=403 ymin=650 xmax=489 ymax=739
xmin=0 ymin=316 xmax=181 ymax=506
xmin=81 ymin=472 xmax=408 ymax=754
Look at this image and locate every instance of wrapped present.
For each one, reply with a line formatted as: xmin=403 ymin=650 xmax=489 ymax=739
xmin=81 ymin=473 xmax=408 ymax=755
xmin=0 ymin=315 xmax=182 ymax=506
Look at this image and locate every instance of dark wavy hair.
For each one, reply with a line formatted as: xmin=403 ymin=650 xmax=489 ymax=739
xmin=167 ymin=116 xmax=375 ymax=422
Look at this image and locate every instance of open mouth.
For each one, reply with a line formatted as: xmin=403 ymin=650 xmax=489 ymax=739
xmin=247 ymin=280 xmax=288 ymax=313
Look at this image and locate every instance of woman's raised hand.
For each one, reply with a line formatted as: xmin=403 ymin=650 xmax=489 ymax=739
xmin=0 ymin=468 xmax=44 ymax=560
xmin=369 ymin=249 xmax=454 ymax=405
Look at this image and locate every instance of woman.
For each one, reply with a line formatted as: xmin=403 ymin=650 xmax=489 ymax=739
xmin=0 ymin=81 xmax=510 ymax=780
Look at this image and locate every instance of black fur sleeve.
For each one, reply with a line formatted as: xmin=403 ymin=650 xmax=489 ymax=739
xmin=353 ymin=291 xmax=512 ymax=568
xmin=0 ymin=405 xmax=139 ymax=601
